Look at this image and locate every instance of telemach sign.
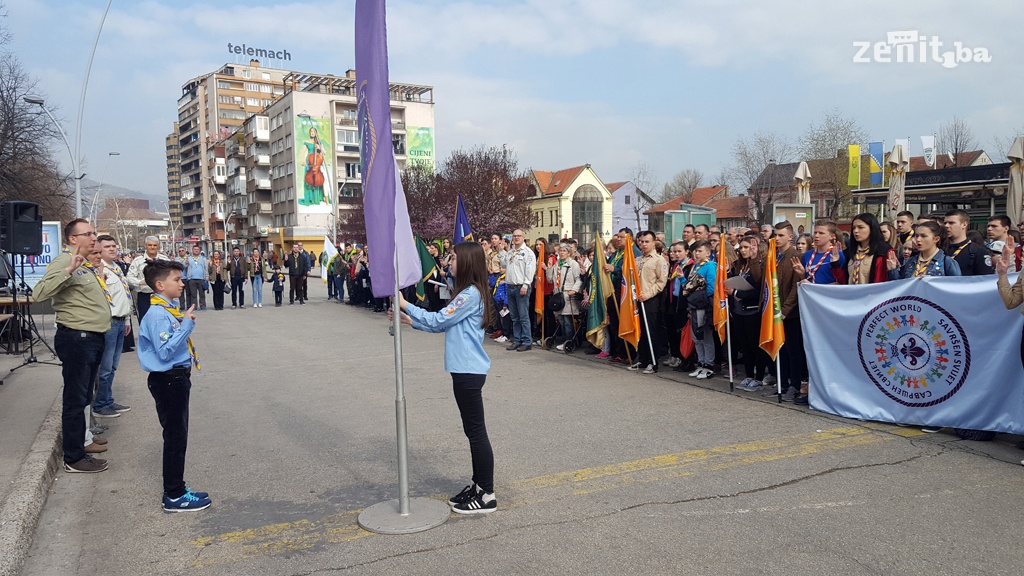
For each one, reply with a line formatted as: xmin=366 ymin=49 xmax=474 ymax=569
xmin=227 ymin=43 xmax=292 ymax=61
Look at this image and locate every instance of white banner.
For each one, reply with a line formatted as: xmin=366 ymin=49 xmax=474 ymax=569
xmin=321 ymin=235 xmax=338 ymax=284
xmin=800 ymin=275 xmax=1024 ymax=433
xmin=920 ymin=135 xmax=936 ymax=167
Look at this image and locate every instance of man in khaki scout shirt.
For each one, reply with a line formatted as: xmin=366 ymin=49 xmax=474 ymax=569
xmin=632 ymin=230 xmax=669 ymax=374
xmin=34 ymin=218 xmax=113 ymax=474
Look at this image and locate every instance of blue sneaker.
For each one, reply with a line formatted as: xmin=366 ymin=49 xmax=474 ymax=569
xmin=186 ymin=486 xmax=210 ymax=499
xmin=163 ymin=491 xmax=211 ymax=513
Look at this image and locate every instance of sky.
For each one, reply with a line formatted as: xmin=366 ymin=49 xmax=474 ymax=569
xmin=6 ymin=0 xmax=1023 ymax=202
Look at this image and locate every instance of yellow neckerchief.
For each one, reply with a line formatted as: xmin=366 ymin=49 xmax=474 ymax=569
xmin=151 ymin=294 xmax=201 ymax=371
xmin=851 ymin=246 xmax=871 ymax=285
xmin=104 ymin=260 xmax=132 ymax=301
xmin=82 ymin=261 xmax=113 ymax=306
xmin=950 ymin=241 xmax=969 ymax=259
xmin=914 ymin=249 xmax=939 ymax=277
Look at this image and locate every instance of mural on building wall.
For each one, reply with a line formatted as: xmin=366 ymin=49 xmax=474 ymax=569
xmin=296 ymin=116 xmax=333 ymax=214
xmin=407 ymin=126 xmax=435 ymax=169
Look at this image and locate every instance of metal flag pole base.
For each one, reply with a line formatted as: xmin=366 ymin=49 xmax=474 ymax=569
xmin=358 ymin=497 xmax=450 ymax=535
xmin=776 ymin=355 xmax=783 ymax=404
xmin=358 ymin=247 xmax=449 ymax=535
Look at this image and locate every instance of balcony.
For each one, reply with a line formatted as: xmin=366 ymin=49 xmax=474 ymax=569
xmin=256 ymin=154 xmax=271 ymax=166
xmin=255 ymin=178 xmax=271 ymax=190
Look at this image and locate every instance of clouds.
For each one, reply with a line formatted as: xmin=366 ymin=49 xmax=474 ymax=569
xmin=5 ymin=0 xmax=1022 ymax=199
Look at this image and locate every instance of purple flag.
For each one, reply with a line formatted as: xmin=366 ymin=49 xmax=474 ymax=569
xmin=356 ymin=0 xmax=419 ymax=297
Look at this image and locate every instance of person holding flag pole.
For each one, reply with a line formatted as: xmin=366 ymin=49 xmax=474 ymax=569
xmin=759 ymin=236 xmax=786 ymax=402
xmin=534 ymin=240 xmax=546 ymax=344
xmin=712 ymin=233 xmax=734 ymax=391
xmin=631 ymin=231 xmax=668 ymax=374
xmin=355 ymin=0 xmax=450 ymax=533
xmin=618 ymin=233 xmax=642 ymax=368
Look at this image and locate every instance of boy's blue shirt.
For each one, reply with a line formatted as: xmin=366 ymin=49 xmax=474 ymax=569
xmin=138 ymin=293 xmax=195 ymax=373
xmin=404 ymin=285 xmax=490 ymax=375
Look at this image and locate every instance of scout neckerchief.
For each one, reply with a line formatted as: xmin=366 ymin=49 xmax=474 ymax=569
xmin=950 ymin=241 xmax=969 ymax=259
xmin=106 ymin=261 xmax=132 ymax=301
xmin=82 ymin=261 xmax=113 ymax=306
xmin=805 ymin=246 xmax=832 ymax=283
xmin=914 ymin=251 xmax=937 ymax=277
xmin=151 ymin=294 xmax=201 ymax=371
xmin=851 ymin=246 xmax=871 ymax=285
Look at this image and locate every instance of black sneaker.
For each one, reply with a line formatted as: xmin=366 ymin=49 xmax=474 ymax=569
xmin=452 ymin=491 xmax=497 ymax=515
xmin=448 ymin=484 xmax=478 ymax=506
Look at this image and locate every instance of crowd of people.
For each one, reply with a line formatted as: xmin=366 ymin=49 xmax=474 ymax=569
xmin=381 ymin=211 xmax=1024 ymax=441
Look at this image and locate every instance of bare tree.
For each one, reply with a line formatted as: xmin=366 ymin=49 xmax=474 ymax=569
xmin=711 ymin=166 xmax=732 ymax=189
xmin=990 ymin=126 xmax=1024 ymax=160
xmin=0 ymin=22 xmax=73 ymax=221
xmin=659 ymin=168 xmax=704 ymax=203
xmin=729 ymin=131 xmax=796 ymax=226
xmin=626 ymin=161 xmax=658 ymax=233
xmin=799 ymin=109 xmax=867 ymax=219
xmin=938 ymin=115 xmax=978 ymax=167
xmin=399 ymin=161 xmax=439 ymax=238
xmin=433 ymin=145 xmax=531 ymax=237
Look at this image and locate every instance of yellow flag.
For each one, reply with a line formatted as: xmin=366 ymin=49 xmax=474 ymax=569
xmin=847 ymin=144 xmax=861 ymax=187
xmin=618 ymin=235 xmax=642 ymax=350
xmin=713 ymin=233 xmax=728 ymax=342
xmin=759 ymin=239 xmax=785 ymax=360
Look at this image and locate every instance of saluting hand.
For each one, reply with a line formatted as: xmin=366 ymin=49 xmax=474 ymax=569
xmin=830 ymin=243 xmax=841 ymax=263
xmin=791 ymin=257 xmax=806 ymax=278
xmin=886 ymin=251 xmax=900 ymax=271
xmin=997 ymin=237 xmax=1015 ymax=276
xmin=185 ymin=304 xmax=197 ymax=322
xmin=65 ymin=254 xmax=85 ymax=274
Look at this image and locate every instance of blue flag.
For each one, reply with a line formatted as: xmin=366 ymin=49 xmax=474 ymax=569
xmin=868 ymin=141 xmax=884 ymax=186
xmin=454 ymin=194 xmax=474 ymax=242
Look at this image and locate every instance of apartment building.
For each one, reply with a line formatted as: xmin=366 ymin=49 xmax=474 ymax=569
xmin=165 ymin=123 xmax=182 ymax=233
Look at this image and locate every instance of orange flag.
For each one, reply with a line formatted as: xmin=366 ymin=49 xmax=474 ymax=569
xmin=713 ymin=233 xmax=729 ymax=342
xmin=618 ymin=234 xmax=642 ymax=350
xmin=534 ymin=242 xmax=545 ymax=316
xmin=759 ymin=238 xmax=785 ymax=360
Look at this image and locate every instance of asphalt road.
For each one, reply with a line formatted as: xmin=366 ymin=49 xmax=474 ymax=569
xmin=20 ymin=280 xmax=1024 ymax=576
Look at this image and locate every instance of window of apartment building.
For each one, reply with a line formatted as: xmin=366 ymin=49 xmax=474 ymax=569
xmin=392 ymin=134 xmax=406 ymax=155
xmin=624 ymin=195 xmax=631 ymax=205
xmin=336 ymin=129 xmax=358 ymax=145
xmin=218 ymin=95 xmax=233 ymax=104
xmin=261 ymin=72 xmax=271 ymax=80
xmin=272 ymin=88 xmax=283 ymax=97
xmin=284 ymin=107 xmax=291 ymax=121
xmin=257 ymin=116 xmax=269 ymax=131
xmin=260 ymin=84 xmax=272 ymax=93
xmin=219 ymin=110 xmax=245 ymax=120
xmin=247 ymin=97 xmax=260 ymax=107
xmin=286 ymin=161 xmax=294 ymax=175
xmin=244 ymin=82 xmax=259 ymax=92
xmin=339 ymin=108 xmax=357 ymax=124
xmin=261 ymin=99 xmax=272 ymax=107
xmin=217 ymin=81 xmax=232 ymax=90
xmin=284 ymin=134 xmax=292 ymax=148
xmin=241 ymin=69 xmax=251 ymax=79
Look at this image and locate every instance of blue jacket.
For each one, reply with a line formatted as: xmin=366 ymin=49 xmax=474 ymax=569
xmin=889 ymin=250 xmax=961 ymax=280
xmin=405 ymin=285 xmax=490 ymax=375
xmin=138 ymin=296 xmax=195 ymax=372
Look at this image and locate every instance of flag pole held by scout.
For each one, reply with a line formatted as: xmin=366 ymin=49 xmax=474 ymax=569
xmin=354 ymin=0 xmax=449 ymax=535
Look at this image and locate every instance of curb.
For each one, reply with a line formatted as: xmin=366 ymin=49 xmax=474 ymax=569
xmin=0 ymin=391 xmax=62 ymax=576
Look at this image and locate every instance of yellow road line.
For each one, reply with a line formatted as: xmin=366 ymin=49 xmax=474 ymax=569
xmin=191 ymin=424 xmax=913 ymax=567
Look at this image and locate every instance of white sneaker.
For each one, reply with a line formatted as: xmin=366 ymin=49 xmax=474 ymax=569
xmin=556 ymin=343 xmax=565 ymax=351
xmin=697 ymin=368 xmax=713 ymax=380
xmin=642 ymin=364 xmax=655 ymax=374
xmin=627 ymin=362 xmax=641 ymax=371
xmin=688 ymin=366 xmax=703 ymax=377
xmin=495 ymin=336 xmax=508 ymax=343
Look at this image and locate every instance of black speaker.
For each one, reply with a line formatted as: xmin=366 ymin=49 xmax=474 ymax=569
xmin=1 ymin=201 xmax=43 ymax=255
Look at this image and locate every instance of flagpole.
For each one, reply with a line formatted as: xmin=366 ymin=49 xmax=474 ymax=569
xmin=776 ymin=356 xmax=783 ymax=403
xmin=638 ymin=300 xmax=656 ymax=369
xmin=726 ymin=314 xmax=734 ymax=392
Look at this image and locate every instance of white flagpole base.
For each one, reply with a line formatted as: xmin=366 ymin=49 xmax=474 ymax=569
xmin=357 ymin=497 xmax=450 ymax=535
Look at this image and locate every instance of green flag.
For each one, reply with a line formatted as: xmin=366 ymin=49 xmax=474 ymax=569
xmin=415 ymin=236 xmax=438 ymax=302
xmin=586 ymin=236 xmax=615 ymax=349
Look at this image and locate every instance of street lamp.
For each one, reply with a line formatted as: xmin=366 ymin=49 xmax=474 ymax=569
xmin=90 ymin=151 xmax=120 ymax=223
xmin=24 ymin=96 xmax=82 ymax=216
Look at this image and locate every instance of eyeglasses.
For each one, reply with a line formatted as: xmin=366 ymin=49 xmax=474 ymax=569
xmin=71 ymin=231 xmax=97 ymax=238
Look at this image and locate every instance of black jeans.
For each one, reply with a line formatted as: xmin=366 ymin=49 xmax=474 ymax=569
xmin=779 ymin=316 xmax=807 ymax=391
xmin=212 ymin=279 xmax=225 ymax=310
xmin=275 ymin=290 xmax=283 ymax=305
xmin=54 ymin=327 xmax=105 ymax=464
xmin=289 ymin=275 xmax=303 ymax=303
xmin=136 ymin=291 xmax=152 ymax=321
xmin=452 ymin=373 xmax=493 ymax=494
xmin=231 ymin=276 xmax=245 ymax=306
xmin=148 ymin=368 xmax=192 ymax=498
xmin=638 ymin=297 xmax=665 ymax=368
xmin=733 ymin=313 xmax=765 ymax=379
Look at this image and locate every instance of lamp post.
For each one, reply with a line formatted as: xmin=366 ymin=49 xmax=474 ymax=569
xmin=90 ymin=151 xmax=120 ymax=223
xmin=24 ymin=97 xmax=81 ymax=214
xmin=23 ymin=0 xmax=113 ymax=218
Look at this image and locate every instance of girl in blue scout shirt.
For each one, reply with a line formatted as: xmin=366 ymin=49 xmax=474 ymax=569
xmin=391 ymin=241 xmax=496 ymax=515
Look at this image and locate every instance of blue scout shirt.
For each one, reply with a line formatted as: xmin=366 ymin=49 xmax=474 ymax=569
xmin=138 ymin=295 xmax=195 ymax=372
xmin=801 ymin=249 xmax=847 ymax=284
xmin=404 ymin=285 xmax=490 ymax=375
xmin=186 ymin=255 xmax=207 ymax=282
